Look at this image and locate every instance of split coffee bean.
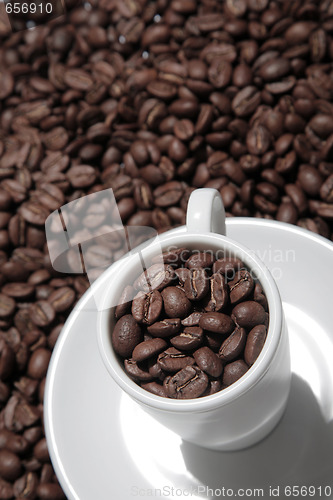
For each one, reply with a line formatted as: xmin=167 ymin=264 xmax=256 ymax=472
xmin=112 ymin=248 xmax=269 ymax=399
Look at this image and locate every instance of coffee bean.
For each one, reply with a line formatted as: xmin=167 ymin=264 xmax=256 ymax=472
xmin=0 ymin=450 xmax=22 ymax=481
xmin=18 ymin=202 xmax=50 ymax=226
xmin=259 ymin=58 xmax=291 ymax=82
xmin=132 ymin=290 xmax=163 ymax=325
xmin=185 ymin=251 xmax=214 ymax=269
xmin=124 ymin=359 xmax=152 ymax=382
xmin=36 ymin=483 xmax=66 ymax=500
xmin=247 ymin=125 xmax=271 ymax=155
xmin=223 ymin=360 xmax=249 ymax=386
xmin=48 ymin=287 xmax=75 ymax=312
xmin=134 ymin=264 xmax=175 ymax=292
xmin=0 ymin=340 xmax=15 ymax=381
xmin=112 ymin=315 xmax=142 ymax=358
xmin=219 ymin=326 xmax=247 ymax=362
xmin=320 ymin=174 xmax=333 ymax=203
xmin=199 ymin=312 xmax=235 ymax=335
xmin=0 ymin=294 xmax=16 ymax=317
xmin=157 ymin=347 xmax=195 ymax=373
xmin=232 ymin=86 xmax=261 ymax=117
xmin=232 ymin=301 xmax=266 ymax=330
xmin=276 ymin=201 xmax=299 ymax=224
xmin=140 ymin=382 xmax=167 ymax=397
xmin=161 ymin=287 xmax=191 ymax=319
xmin=245 ymin=325 xmax=267 ymax=366
xmin=13 ymin=472 xmax=38 ymax=498
xmin=147 ymin=318 xmax=181 ymax=337
xmin=165 ymin=366 xmax=208 ymax=399
xmin=194 ymin=346 xmax=223 ymax=377
xmin=181 ymin=312 xmax=203 ymax=327
xmin=182 ymin=268 xmax=209 ymax=301
xmin=204 ymin=273 xmax=228 ymax=312
xmin=27 ymin=349 xmax=51 ymax=380
xmin=212 ymin=257 xmax=244 ymax=277
xmin=171 ymin=326 xmax=204 ymax=350
xmin=29 ymin=302 xmax=55 ymax=327
xmin=228 ymin=270 xmax=254 ymax=305
xmin=132 ymin=338 xmax=167 ymax=362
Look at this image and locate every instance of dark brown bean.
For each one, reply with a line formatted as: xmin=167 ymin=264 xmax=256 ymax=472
xmin=244 ymin=325 xmax=267 ymax=366
xmin=194 ymin=346 xmax=223 ymax=377
xmin=199 ymin=312 xmax=235 ymax=335
xmin=232 ymin=301 xmax=266 ymax=330
xmin=219 ymin=326 xmax=247 ymax=362
xmin=165 ymin=366 xmax=208 ymax=399
xmin=171 ymin=327 xmax=204 ymax=350
xmin=132 ymin=338 xmax=167 ymax=362
xmin=112 ymin=315 xmax=143 ymax=358
xmin=223 ymin=360 xmax=249 ymax=386
xmin=157 ymin=347 xmax=195 ymax=373
xmin=161 ymin=287 xmax=191 ymax=319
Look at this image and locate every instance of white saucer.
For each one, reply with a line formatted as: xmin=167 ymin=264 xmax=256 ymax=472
xmin=44 ymin=219 xmax=333 ymax=500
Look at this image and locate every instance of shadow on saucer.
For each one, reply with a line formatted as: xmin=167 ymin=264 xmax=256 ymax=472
xmin=181 ymin=374 xmax=333 ymax=498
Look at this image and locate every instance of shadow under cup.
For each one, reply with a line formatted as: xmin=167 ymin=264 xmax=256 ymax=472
xmin=98 ymin=232 xmax=291 ymax=451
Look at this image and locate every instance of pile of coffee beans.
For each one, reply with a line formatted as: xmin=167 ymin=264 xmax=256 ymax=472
xmin=112 ymin=248 xmax=268 ymax=399
xmin=1 ymin=0 xmax=333 ymax=496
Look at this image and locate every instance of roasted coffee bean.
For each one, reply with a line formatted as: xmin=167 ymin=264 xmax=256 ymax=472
xmin=245 ymin=325 xmax=267 ymax=366
xmin=134 ymin=264 xmax=175 ymax=292
xmin=0 ymin=450 xmax=22 ymax=481
xmin=223 ymin=360 xmax=249 ymax=386
xmin=205 ymin=273 xmax=228 ymax=311
xmin=124 ymin=359 xmax=152 ymax=382
xmin=194 ymin=347 xmax=223 ymax=377
xmin=48 ymin=287 xmax=75 ymax=312
xmin=181 ymin=312 xmax=203 ymax=327
xmin=141 ymin=382 xmax=167 ymax=397
xmin=112 ymin=315 xmax=142 ymax=358
xmin=212 ymin=257 xmax=244 ymax=277
xmin=232 ymin=301 xmax=266 ymax=330
xmin=228 ymin=269 xmax=254 ymax=305
xmin=157 ymin=347 xmax=195 ymax=373
xmin=132 ymin=290 xmax=163 ymax=325
xmin=171 ymin=327 xmax=204 ymax=350
xmin=13 ymin=472 xmax=38 ymax=499
xmin=161 ymin=287 xmax=191 ymax=319
xmin=0 ymin=294 xmax=16 ymax=318
xmin=36 ymin=483 xmax=66 ymax=499
xmin=320 ymin=175 xmax=333 ymax=203
xmin=29 ymin=301 xmax=55 ymax=327
xmin=183 ymin=268 xmax=209 ymax=301
xmin=199 ymin=312 xmax=234 ymax=335
xmin=132 ymin=338 xmax=167 ymax=362
xmin=185 ymin=252 xmax=214 ymax=269
xmin=0 ymin=340 xmax=15 ymax=381
xmin=147 ymin=318 xmax=181 ymax=337
xmin=27 ymin=349 xmax=51 ymax=380
xmin=219 ymin=326 xmax=247 ymax=362
xmin=232 ymin=86 xmax=261 ymax=117
xmin=165 ymin=366 xmax=208 ymax=399
xmin=115 ymin=285 xmax=134 ymax=320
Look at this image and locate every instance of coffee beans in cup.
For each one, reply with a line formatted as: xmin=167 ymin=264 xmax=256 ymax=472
xmin=111 ymin=248 xmax=269 ymax=399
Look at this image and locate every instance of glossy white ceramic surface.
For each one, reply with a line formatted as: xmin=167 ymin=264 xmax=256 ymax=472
xmin=45 ymin=219 xmax=333 ymax=500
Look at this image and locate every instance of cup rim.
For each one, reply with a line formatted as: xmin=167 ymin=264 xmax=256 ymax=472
xmin=97 ymin=230 xmax=282 ymax=413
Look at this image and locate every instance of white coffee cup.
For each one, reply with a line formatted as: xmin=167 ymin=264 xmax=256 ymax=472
xmin=97 ymin=188 xmax=291 ymax=451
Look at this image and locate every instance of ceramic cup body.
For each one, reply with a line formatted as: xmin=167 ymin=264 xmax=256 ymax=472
xmin=98 ymin=189 xmax=291 ymax=451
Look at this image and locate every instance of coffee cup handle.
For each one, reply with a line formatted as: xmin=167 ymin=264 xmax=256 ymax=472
xmin=186 ymin=188 xmax=226 ymax=235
